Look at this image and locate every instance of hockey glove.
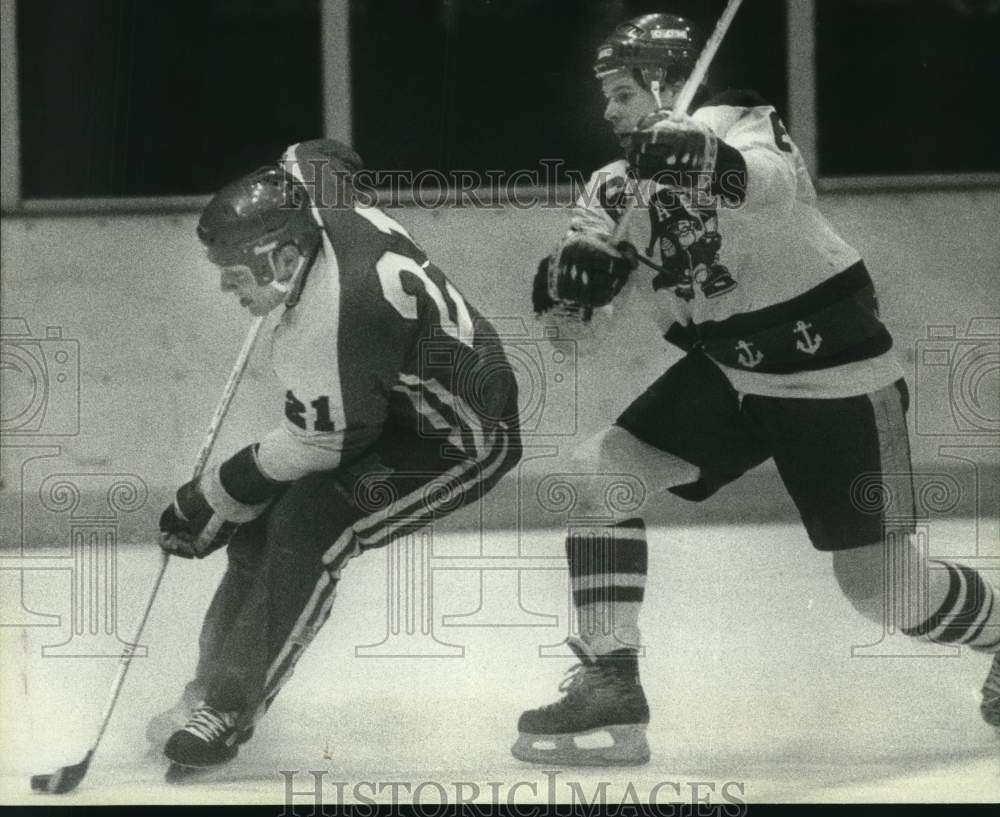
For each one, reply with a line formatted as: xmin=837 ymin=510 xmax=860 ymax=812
xmin=532 ymin=256 xmax=557 ymax=316
xmin=539 ymin=235 xmax=636 ymax=322
xmin=628 ymin=111 xmax=747 ymax=204
xmin=159 ymin=445 xmax=284 ymax=559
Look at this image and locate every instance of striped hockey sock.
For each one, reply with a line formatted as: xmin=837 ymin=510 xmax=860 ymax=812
xmin=566 ymin=518 xmax=648 ymax=655
xmin=903 ymin=561 xmax=1000 ymax=653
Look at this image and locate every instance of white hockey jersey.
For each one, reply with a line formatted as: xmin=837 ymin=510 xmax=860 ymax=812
xmin=573 ymin=90 xmax=904 ymax=398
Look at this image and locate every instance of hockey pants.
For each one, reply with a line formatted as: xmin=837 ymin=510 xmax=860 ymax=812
xmin=190 ymin=421 xmax=521 ymax=730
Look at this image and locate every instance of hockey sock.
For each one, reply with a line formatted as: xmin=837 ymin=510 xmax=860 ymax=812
xmin=566 ymin=518 xmax=647 ymax=655
xmin=903 ymin=560 xmax=1000 ymax=653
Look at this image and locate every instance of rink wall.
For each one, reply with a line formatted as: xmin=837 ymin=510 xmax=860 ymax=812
xmin=1 ymin=188 xmax=998 ymax=547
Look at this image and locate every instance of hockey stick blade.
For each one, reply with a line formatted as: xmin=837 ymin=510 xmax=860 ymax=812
xmin=27 ymin=316 xmax=266 ymax=794
xmin=30 ymin=750 xmax=93 ymax=795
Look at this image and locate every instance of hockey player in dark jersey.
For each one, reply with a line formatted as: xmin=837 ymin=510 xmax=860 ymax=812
xmin=149 ymin=140 xmax=522 ymax=778
xmin=516 ymin=13 xmax=1000 ymax=766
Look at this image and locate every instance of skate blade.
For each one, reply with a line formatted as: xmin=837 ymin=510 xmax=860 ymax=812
xmin=165 ymin=760 xmax=235 ymax=785
xmin=511 ymin=723 xmax=650 ymax=767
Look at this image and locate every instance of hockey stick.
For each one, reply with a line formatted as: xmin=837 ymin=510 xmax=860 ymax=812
xmin=29 ymin=313 xmax=267 ymax=796
xmin=612 ymin=0 xmax=745 ymax=242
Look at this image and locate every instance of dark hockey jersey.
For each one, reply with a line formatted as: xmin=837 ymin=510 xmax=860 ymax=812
xmin=255 ymin=141 xmax=512 ymax=481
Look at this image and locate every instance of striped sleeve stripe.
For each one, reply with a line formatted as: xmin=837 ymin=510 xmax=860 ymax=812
xmin=398 ymin=373 xmax=486 ymax=456
xmin=392 ymin=383 xmax=466 ymax=453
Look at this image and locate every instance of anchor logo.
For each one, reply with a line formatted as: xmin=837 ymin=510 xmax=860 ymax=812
xmin=794 ymin=320 xmax=823 ymax=355
xmin=736 ymin=339 xmax=764 ymax=368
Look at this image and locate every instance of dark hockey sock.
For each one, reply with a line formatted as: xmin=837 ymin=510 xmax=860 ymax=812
xmin=566 ymin=518 xmax=648 ymax=655
xmin=903 ymin=560 xmax=1000 ymax=653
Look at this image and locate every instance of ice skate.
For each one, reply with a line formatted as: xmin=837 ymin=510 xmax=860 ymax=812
xmin=982 ymin=652 xmax=1000 ymax=729
xmin=145 ymin=680 xmax=206 ymax=751
xmin=163 ymin=703 xmax=252 ymax=782
xmin=512 ymin=637 xmax=650 ymax=766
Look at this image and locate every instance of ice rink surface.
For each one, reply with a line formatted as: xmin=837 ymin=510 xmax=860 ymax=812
xmin=2 ymin=521 xmax=998 ymax=806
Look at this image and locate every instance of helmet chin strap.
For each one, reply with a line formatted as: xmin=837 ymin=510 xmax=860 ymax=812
xmin=284 ymin=233 xmax=323 ymax=308
xmin=265 ymin=251 xmax=306 ymax=297
xmin=649 ymin=79 xmax=664 ymax=109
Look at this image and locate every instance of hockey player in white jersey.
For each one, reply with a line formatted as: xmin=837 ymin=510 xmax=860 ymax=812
xmin=149 ymin=140 xmax=522 ymax=778
xmin=515 ymin=12 xmax=1000 ymax=766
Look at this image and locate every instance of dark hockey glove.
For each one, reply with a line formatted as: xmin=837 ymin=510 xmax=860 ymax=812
xmin=159 ymin=445 xmax=284 ymax=559
xmin=627 ymin=111 xmax=747 ymax=203
xmin=532 ymin=256 xmax=558 ymax=316
xmin=549 ymin=236 xmax=637 ymax=321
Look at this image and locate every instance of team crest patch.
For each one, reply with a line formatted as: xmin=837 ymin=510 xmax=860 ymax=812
xmin=646 ymin=189 xmax=737 ymax=302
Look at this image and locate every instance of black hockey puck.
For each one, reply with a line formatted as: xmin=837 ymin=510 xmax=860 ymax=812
xmin=30 ymin=774 xmax=52 ymax=793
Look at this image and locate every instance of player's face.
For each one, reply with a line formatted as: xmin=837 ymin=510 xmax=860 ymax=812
xmin=218 ymin=264 xmax=286 ymax=316
xmin=602 ymin=73 xmax=669 ymax=140
xmin=217 ymin=243 xmax=302 ymax=316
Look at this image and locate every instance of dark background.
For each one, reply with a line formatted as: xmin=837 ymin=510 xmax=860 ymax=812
xmin=816 ymin=0 xmax=1000 ymax=177
xmin=349 ymin=0 xmax=787 ymax=182
xmin=16 ymin=0 xmax=999 ymax=198
xmin=18 ymin=0 xmax=323 ymax=197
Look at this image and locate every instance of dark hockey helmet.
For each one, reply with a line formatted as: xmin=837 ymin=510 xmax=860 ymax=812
xmin=197 ymin=167 xmax=320 ymax=285
xmin=594 ymin=13 xmax=702 ymax=90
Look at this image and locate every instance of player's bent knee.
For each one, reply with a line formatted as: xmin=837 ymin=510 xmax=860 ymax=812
xmin=567 ymin=428 xmax=640 ymax=519
xmin=569 ymin=425 xmax=700 ymax=516
xmin=831 ymin=542 xmax=888 ymax=615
